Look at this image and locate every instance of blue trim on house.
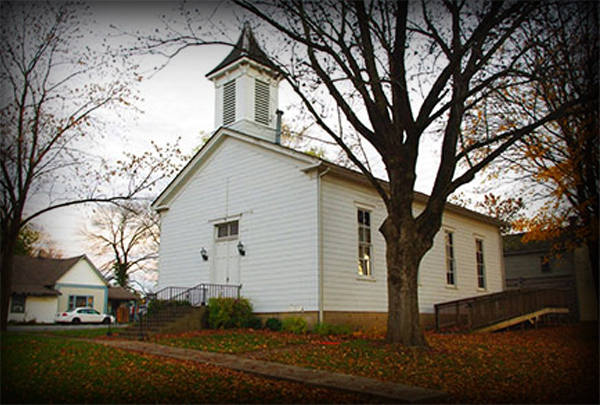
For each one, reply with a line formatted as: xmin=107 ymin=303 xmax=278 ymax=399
xmin=54 ymin=283 xmax=109 ymax=313
xmin=55 ymin=283 xmax=107 ymax=290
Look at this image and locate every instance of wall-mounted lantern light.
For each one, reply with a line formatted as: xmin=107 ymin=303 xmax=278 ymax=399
xmin=200 ymin=247 xmax=209 ymax=261
xmin=237 ymin=241 xmax=246 ymax=256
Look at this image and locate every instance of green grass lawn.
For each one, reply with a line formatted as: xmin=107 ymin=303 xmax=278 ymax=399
xmin=40 ymin=328 xmax=117 ymax=339
xmin=0 ymin=333 xmax=379 ymax=404
xmin=153 ymin=324 xmax=599 ymax=404
xmin=151 ymin=329 xmax=311 ymax=353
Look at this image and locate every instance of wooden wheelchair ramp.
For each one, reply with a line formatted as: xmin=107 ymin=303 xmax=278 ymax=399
xmin=472 ymin=307 xmax=569 ymax=333
xmin=435 ymin=288 xmax=570 ymax=333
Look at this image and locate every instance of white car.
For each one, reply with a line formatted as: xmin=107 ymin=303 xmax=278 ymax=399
xmin=54 ymin=307 xmax=115 ymax=324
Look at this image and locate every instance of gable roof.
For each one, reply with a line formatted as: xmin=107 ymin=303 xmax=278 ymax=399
xmin=152 ymin=126 xmax=318 ymax=209
xmin=11 ymin=255 xmax=106 ymax=297
xmin=206 ymin=22 xmax=278 ymax=78
xmin=152 ymin=128 xmax=501 ymax=227
xmin=503 ymin=232 xmax=573 ymax=255
xmin=12 ymin=255 xmax=81 ymax=296
xmin=108 ymin=286 xmax=138 ymax=301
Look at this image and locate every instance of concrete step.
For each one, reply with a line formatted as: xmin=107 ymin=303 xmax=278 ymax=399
xmin=119 ymin=306 xmax=208 ymax=339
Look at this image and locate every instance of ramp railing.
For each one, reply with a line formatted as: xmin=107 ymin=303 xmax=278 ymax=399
xmin=434 ymin=288 xmax=569 ymax=332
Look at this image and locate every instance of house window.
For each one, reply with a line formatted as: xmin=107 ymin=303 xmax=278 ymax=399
xmin=540 ymin=256 xmax=551 ymax=273
xmin=445 ymin=231 xmax=456 ymax=286
xmin=216 ymin=221 xmax=239 ymax=240
xmin=255 ymin=79 xmax=270 ymax=125
xmin=68 ymin=295 xmax=94 ymax=311
xmin=358 ymin=209 xmax=372 ymax=277
xmin=223 ymin=79 xmax=236 ymax=125
xmin=475 ymin=238 xmax=486 ymax=289
xmin=10 ymin=294 xmax=25 ymax=313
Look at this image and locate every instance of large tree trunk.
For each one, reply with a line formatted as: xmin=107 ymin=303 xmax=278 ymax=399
xmin=1 ymin=239 xmax=15 ymax=332
xmin=586 ymin=238 xmax=599 ymax=299
xmin=382 ymin=215 xmax=432 ymax=347
xmin=386 ymin=239 xmax=428 ymax=346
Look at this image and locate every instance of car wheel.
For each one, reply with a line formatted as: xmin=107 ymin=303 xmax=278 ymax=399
xmin=72 ymin=318 xmax=81 ymax=324
xmin=102 ymin=317 xmax=111 ymax=324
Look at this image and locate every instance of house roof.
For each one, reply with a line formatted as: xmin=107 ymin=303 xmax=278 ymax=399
xmin=205 ymin=22 xmax=278 ymax=78
xmin=108 ymin=286 xmax=138 ymax=301
xmin=503 ymin=233 xmax=568 ymax=255
xmin=152 ymin=127 xmax=502 ymax=228
xmin=11 ymin=255 xmax=83 ymax=297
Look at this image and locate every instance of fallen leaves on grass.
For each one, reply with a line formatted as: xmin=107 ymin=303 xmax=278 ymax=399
xmin=0 ymin=333 xmax=380 ymax=404
xmin=152 ymin=328 xmax=311 ymax=354
xmin=255 ymin=324 xmax=598 ymax=404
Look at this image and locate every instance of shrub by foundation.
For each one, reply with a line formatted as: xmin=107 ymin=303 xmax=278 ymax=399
xmin=314 ymin=322 xmax=352 ymax=336
xmin=264 ymin=317 xmax=282 ymax=331
xmin=282 ymin=317 xmax=308 ymax=334
xmin=207 ymin=297 xmax=253 ymax=329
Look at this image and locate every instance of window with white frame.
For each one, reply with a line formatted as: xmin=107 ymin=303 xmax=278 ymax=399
xmin=445 ymin=230 xmax=456 ymax=286
xmin=357 ymin=209 xmax=373 ymax=277
xmin=475 ymin=238 xmax=486 ymax=289
xmin=68 ymin=295 xmax=94 ymax=311
xmin=216 ymin=221 xmax=239 ymax=240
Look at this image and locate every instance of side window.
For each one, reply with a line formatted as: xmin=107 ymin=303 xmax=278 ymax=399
xmin=357 ymin=209 xmax=373 ymax=277
xmin=540 ymin=256 xmax=551 ymax=273
xmin=68 ymin=295 xmax=94 ymax=311
xmin=10 ymin=295 xmax=25 ymax=313
xmin=445 ymin=230 xmax=456 ymax=286
xmin=216 ymin=221 xmax=239 ymax=240
xmin=475 ymin=238 xmax=486 ymax=289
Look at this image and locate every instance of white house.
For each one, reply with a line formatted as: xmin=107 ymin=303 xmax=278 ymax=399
xmin=9 ymin=255 xmax=109 ymax=324
xmin=152 ymin=25 xmax=505 ymax=329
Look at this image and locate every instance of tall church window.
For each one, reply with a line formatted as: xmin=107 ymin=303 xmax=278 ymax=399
xmin=358 ymin=209 xmax=373 ymax=277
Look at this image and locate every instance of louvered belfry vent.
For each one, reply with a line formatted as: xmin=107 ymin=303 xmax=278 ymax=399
xmin=223 ymin=80 xmax=236 ymax=125
xmin=254 ymin=79 xmax=270 ymax=125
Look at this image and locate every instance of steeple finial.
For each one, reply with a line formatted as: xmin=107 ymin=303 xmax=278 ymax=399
xmin=206 ymin=23 xmax=278 ymax=78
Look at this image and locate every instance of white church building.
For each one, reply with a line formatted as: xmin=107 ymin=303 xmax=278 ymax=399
xmin=152 ymin=25 xmax=505 ymax=329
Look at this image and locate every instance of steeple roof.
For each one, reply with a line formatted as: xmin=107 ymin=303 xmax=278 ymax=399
xmin=206 ymin=22 xmax=278 ymax=78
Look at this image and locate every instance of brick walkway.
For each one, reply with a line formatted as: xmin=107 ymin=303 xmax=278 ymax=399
xmin=96 ymin=339 xmax=446 ymax=404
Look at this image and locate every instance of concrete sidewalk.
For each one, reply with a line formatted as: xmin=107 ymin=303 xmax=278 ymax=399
xmin=96 ymin=339 xmax=446 ymax=404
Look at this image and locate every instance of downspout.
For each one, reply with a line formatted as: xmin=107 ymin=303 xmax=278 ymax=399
xmin=275 ymin=110 xmax=283 ymax=144
xmin=317 ymin=166 xmax=330 ymax=324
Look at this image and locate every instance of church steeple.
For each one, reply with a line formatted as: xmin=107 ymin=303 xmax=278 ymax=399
xmin=207 ymin=23 xmax=281 ymax=143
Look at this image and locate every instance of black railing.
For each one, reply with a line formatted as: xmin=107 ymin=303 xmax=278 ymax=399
xmin=135 ymin=283 xmax=242 ymax=340
xmin=148 ymin=283 xmax=242 ymax=307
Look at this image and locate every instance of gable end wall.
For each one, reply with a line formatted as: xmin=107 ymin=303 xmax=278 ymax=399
xmin=158 ymin=137 xmax=319 ymax=313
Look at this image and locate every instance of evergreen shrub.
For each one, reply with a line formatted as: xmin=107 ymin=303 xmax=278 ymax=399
xmin=282 ymin=317 xmax=308 ymax=334
xmin=264 ymin=317 xmax=282 ymax=331
xmin=207 ymin=297 xmax=253 ymax=329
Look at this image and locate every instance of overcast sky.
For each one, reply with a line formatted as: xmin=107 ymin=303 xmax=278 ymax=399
xmin=31 ymin=1 xmax=480 ymax=274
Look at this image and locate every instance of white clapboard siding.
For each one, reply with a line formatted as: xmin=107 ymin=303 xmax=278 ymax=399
xmin=158 ymin=136 xmax=319 ymax=313
xmin=321 ymin=175 xmax=504 ymax=314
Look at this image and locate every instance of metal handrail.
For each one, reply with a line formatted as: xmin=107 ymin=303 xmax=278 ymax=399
xmin=150 ymin=283 xmax=242 ymax=306
xmin=137 ymin=283 xmax=242 ymax=339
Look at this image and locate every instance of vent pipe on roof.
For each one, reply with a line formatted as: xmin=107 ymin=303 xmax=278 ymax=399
xmin=275 ymin=110 xmax=283 ymax=144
